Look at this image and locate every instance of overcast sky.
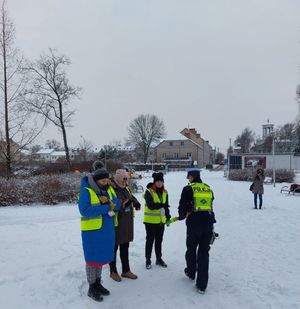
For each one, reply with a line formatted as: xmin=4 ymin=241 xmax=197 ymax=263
xmin=8 ymin=0 xmax=300 ymax=153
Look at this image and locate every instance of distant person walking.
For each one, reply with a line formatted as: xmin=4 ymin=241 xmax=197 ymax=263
xmin=78 ymin=162 xmax=121 ymax=302
xmin=178 ymin=169 xmax=216 ymax=294
xmin=109 ymin=169 xmax=141 ymax=282
xmin=143 ymin=172 xmax=171 ymax=269
xmin=252 ymin=168 xmax=265 ymax=209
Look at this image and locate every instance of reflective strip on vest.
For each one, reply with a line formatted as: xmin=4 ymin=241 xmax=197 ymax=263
xmin=80 ymin=186 xmax=118 ymax=231
xmin=143 ymin=189 xmax=167 ymax=224
xmin=189 ymin=183 xmax=213 ymax=211
xmin=107 ymin=186 xmax=119 ymax=227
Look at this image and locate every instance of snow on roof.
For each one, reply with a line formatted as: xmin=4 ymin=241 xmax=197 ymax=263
xmin=51 ymin=151 xmax=66 ymax=156
xmin=36 ymin=149 xmax=55 ymax=155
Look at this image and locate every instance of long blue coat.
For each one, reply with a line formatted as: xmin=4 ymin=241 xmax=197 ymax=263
xmin=78 ymin=175 xmax=121 ymax=264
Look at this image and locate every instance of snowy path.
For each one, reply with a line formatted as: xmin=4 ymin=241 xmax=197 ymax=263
xmin=0 ymin=171 xmax=299 ymax=309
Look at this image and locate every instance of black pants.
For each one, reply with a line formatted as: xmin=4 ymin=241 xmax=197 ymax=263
xmin=109 ymin=242 xmax=130 ymax=274
xmin=185 ymin=224 xmax=213 ymax=290
xmin=254 ymin=193 xmax=263 ymax=208
xmin=145 ymin=223 xmax=165 ymax=260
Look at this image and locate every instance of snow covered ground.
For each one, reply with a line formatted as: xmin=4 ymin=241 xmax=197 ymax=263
xmin=1 ymin=170 xmax=299 ymax=309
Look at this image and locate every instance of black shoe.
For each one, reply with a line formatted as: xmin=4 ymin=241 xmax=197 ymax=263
xmin=197 ymin=287 xmax=206 ymax=294
xmin=87 ymin=283 xmax=103 ymax=302
xmin=254 ymin=207 xmax=257 ymax=209
xmin=96 ymin=279 xmax=110 ymax=296
xmin=184 ymin=268 xmax=195 ymax=280
xmin=146 ymin=259 xmax=152 ymax=269
xmin=156 ymin=259 xmax=167 ymax=267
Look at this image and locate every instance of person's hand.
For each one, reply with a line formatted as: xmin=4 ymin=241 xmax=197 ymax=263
xmin=99 ymin=196 xmax=108 ymax=204
xmin=109 ymin=202 xmax=116 ymax=210
xmin=186 ymin=211 xmax=192 ymax=218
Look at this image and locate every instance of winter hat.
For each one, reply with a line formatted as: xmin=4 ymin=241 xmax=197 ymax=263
xmin=92 ymin=160 xmax=104 ymax=171
xmin=186 ymin=168 xmax=201 ymax=179
xmin=152 ymin=172 xmax=164 ymax=183
xmin=92 ymin=161 xmax=109 ymax=181
xmin=114 ymin=169 xmax=129 ymax=184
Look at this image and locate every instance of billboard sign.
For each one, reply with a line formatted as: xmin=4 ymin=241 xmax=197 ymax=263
xmin=244 ymin=156 xmax=266 ymax=169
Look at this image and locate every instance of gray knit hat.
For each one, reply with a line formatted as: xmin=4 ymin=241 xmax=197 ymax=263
xmin=92 ymin=161 xmax=109 ymax=181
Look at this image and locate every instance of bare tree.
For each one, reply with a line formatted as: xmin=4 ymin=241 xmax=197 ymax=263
xmin=24 ymin=48 xmax=81 ymax=170
xmin=128 ymin=114 xmax=166 ymax=163
xmin=45 ymin=139 xmax=61 ymax=151
xmin=234 ymin=128 xmax=255 ymax=153
xmin=0 ymin=1 xmax=42 ymax=178
xmin=78 ymin=136 xmax=94 ymax=161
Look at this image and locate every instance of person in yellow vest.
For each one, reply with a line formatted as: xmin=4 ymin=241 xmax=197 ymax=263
xmin=109 ymin=169 xmax=141 ymax=282
xmin=178 ymin=169 xmax=216 ymax=294
xmin=78 ymin=162 xmax=121 ymax=302
xmin=144 ymin=172 xmax=171 ymax=269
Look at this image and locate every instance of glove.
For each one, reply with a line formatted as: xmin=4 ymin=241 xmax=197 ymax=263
xmin=166 ymin=217 xmax=179 ymax=226
xmin=109 ymin=202 xmax=116 ymax=210
xmin=99 ymin=196 xmax=108 ymax=204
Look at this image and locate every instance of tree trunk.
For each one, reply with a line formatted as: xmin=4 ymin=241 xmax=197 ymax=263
xmin=2 ymin=17 xmax=11 ymax=179
xmin=61 ymin=123 xmax=71 ymax=171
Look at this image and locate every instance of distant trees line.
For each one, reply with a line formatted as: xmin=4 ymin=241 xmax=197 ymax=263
xmin=230 ymin=122 xmax=300 ymax=155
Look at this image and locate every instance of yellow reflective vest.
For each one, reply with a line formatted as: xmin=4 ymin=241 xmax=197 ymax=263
xmin=143 ymin=188 xmax=167 ymax=224
xmin=80 ymin=186 xmax=118 ymax=231
xmin=189 ymin=182 xmax=213 ymax=212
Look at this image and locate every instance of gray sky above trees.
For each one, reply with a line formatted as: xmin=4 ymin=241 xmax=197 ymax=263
xmin=8 ymin=0 xmax=300 ymax=153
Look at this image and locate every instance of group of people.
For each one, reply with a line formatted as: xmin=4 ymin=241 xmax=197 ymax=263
xmin=78 ymin=161 xmax=217 ymax=302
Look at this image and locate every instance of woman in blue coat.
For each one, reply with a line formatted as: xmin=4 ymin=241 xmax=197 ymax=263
xmin=78 ymin=163 xmax=121 ymax=302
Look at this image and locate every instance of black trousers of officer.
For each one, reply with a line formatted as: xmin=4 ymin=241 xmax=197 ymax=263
xmin=185 ymin=223 xmax=213 ymax=290
xmin=145 ymin=223 xmax=165 ymax=260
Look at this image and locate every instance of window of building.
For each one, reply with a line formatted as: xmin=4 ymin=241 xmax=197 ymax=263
xmin=169 ymin=141 xmax=173 ymax=146
xmin=174 ymin=153 xmax=178 ymax=158
xmin=180 ymin=141 xmax=184 ymax=146
xmin=187 ymin=152 xmax=191 ymax=158
xmin=162 ymin=153 xmax=166 ymax=158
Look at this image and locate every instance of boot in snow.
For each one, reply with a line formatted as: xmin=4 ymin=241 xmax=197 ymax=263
xmin=146 ymin=259 xmax=152 ymax=269
xmin=121 ymin=271 xmax=138 ymax=279
xmin=110 ymin=272 xmax=122 ymax=282
xmin=87 ymin=283 xmax=103 ymax=302
xmin=156 ymin=259 xmax=167 ymax=268
xmin=96 ymin=279 xmax=110 ymax=296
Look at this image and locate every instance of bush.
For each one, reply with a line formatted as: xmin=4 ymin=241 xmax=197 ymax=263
xmin=228 ymin=169 xmax=295 ymax=183
xmin=0 ymin=173 xmax=81 ymax=206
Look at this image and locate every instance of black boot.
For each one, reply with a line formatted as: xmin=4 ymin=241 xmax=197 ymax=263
xmin=146 ymin=259 xmax=152 ymax=269
xmin=156 ymin=258 xmax=167 ymax=267
xmin=95 ymin=279 xmax=110 ymax=296
xmin=184 ymin=268 xmax=195 ymax=280
xmin=87 ymin=282 xmax=103 ymax=302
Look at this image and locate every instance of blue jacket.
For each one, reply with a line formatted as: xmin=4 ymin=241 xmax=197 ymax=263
xmin=78 ymin=175 xmax=121 ymax=264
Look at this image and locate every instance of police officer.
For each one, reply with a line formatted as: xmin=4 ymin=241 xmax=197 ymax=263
xmin=178 ymin=169 xmax=216 ymax=294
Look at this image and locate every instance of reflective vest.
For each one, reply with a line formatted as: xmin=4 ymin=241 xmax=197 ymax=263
xmin=143 ymin=189 xmax=167 ymax=224
xmin=80 ymin=186 xmax=118 ymax=231
xmin=189 ymin=182 xmax=213 ymax=212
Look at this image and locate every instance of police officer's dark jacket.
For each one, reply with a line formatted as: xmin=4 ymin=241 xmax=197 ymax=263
xmin=178 ymin=177 xmax=216 ymax=225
